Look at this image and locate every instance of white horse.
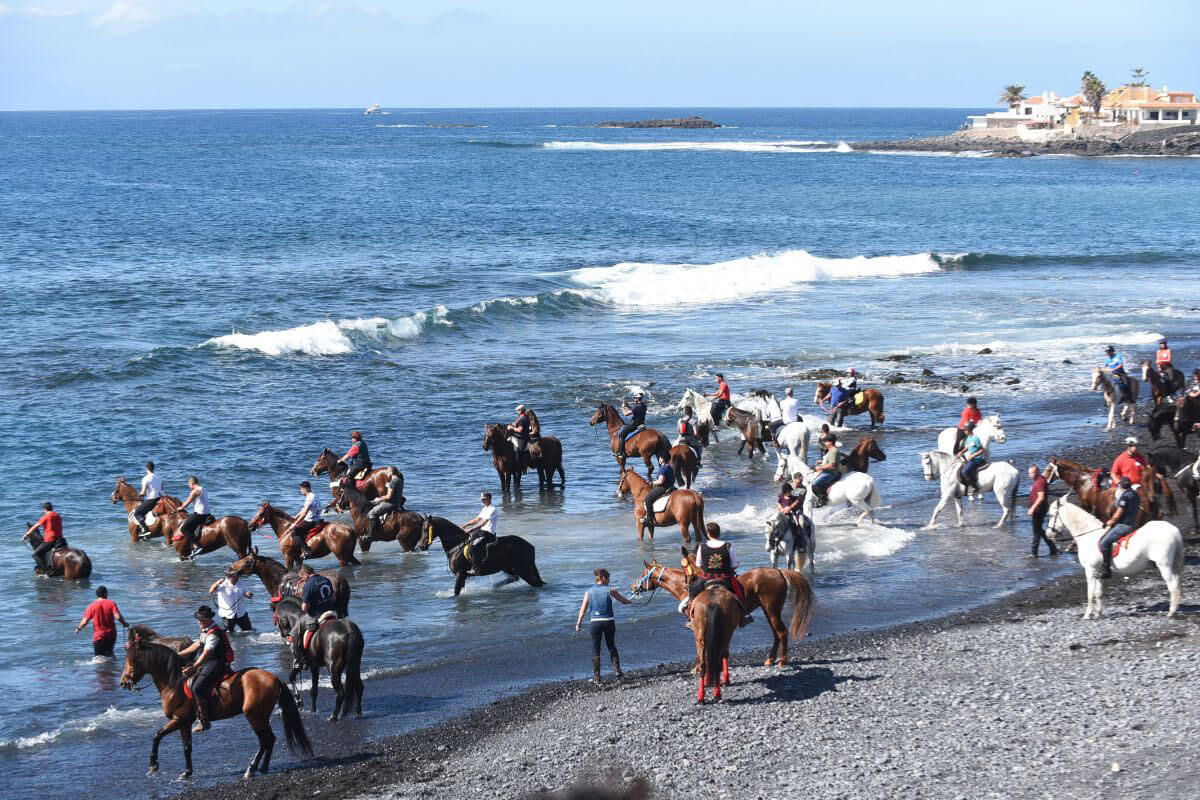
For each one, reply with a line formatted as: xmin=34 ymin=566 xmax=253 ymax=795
xmin=772 ymin=421 xmax=814 ymax=481
xmin=936 ymin=414 xmax=1007 ymax=454
xmin=1091 ymin=367 xmax=1139 ymax=431
xmin=791 ymin=463 xmax=880 ymax=525
xmin=680 ymin=387 xmax=721 ymax=443
xmin=1045 ymin=497 xmax=1182 ymax=619
xmin=920 ymin=450 xmax=1020 ymax=529
xmin=764 ymin=511 xmax=815 ymax=574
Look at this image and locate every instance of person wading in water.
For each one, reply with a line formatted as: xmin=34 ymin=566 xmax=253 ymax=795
xmin=574 ymin=568 xmax=632 ymax=684
xmin=75 ymin=585 xmax=128 ymax=657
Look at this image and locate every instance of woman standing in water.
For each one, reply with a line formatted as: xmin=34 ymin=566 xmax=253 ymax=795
xmin=575 ymin=568 xmax=632 ymax=684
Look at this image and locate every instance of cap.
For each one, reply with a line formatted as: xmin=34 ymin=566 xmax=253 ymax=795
xmin=1159 ymin=338 xmax=1168 ymax=344
xmin=1105 ymin=345 xmax=1115 ymax=353
xmin=194 ymin=605 xmax=215 ymax=621
xmin=1124 ymin=436 xmax=1138 ymax=445
xmin=515 ymin=404 xmax=526 ymax=412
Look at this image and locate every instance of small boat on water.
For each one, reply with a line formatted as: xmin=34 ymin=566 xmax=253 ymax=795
xmin=364 ymin=104 xmax=382 ymax=115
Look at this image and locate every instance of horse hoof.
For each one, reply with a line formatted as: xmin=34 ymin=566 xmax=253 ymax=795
xmin=327 ymin=715 xmax=338 ymax=723
xmin=178 ymin=771 xmax=192 ymax=781
xmin=147 ymin=765 xmax=158 ymax=776
xmin=243 ymin=769 xmax=255 ymax=781
xmin=762 ymin=658 xmax=773 ymax=667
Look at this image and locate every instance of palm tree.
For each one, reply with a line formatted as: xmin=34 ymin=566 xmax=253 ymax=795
xmin=1081 ymin=71 xmax=1107 ymax=115
xmin=998 ymin=84 xmax=1026 ymax=107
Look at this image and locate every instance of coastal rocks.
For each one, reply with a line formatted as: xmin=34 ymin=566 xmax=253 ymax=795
xmin=594 ymin=116 xmax=720 ymax=129
xmin=977 ymin=347 xmax=993 ymax=355
xmin=884 ymin=373 xmax=906 ymax=384
xmin=796 ymin=368 xmax=843 ymax=380
xmin=883 ymin=354 xmax=913 ymax=362
xmin=852 ymin=123 xmax=1200 ymax=158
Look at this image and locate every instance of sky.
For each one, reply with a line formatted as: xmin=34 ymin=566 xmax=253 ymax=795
xmin=1 ymin=0 xmax=1198 ymax=110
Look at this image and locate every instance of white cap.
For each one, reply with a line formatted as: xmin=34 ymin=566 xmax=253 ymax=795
xmin=1124 ymin=436 xmax=1137 ymax=445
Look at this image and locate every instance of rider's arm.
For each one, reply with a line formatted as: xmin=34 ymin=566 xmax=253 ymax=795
xmin=208 ymin=578 xmax=223 ymax=594
xmin=178 ymin=488 xmax=198 ymax=510
xmin=575 ymin=593 xmax=590 ymax=632
xmin=610 ymin=589 xmax=633 ymax=606
xmin=1103 ymin=504 xmax=1123 ymax=528
xmin=178 ymin=640 xmax=200 ymax=658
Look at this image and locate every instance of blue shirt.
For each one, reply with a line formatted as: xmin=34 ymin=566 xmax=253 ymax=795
xmin=586 ymin=584 xmax=615 ymax=621
xmin=654 ymin=463 xmax=675 ymax=485
xmin=301 ymin=574 xmax=336 ymax=613
xmin=829 ymin=386 xmax=848 ymax=405
xmin=1105 ymin=354 xmax=1125 ymax=372
xmin=628 ymin=402 xmax=647 ymax=425
xmin=1115 ymin=489 xmax=1140 ymax=527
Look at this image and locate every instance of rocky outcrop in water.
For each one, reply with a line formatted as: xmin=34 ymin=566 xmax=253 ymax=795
xmin=855 ymin=124 xmax=1200 ymax=158
xmin=594 ymin=116 xmax=720 ymax=129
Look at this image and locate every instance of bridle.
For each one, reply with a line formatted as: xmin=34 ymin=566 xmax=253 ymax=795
xmin=1047 ymin=493 xmax=1106 ymax=541
xmin=629 ymin=564 xmax=666 ymax=606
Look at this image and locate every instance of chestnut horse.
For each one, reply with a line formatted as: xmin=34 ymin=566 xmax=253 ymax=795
xmin=690 ymin=584 xmax=740 ymax=703
xmin=120 ymin=632 xmax=311 ymax=780
xmin=632 ymin=560 xmax=814 ymax=667
xmin=668 ymin=444 xmax=700 ymax=488
xmin=616 ymin=469 xmax=705 ymax=543
xmin=1141 ymin=361 xmax=1185 ymax=406
xmin=590 ymin=403 xmax=671 ymax=477
xmin=1047 ymin=458 xmax=1173 ymax=526
xmin=842 ymin=435 xmax=887 ymax=473
xmin=161 ymin=509 xmax=251 ymax=561
xmin=814 ymin=383 xmax=885 ymax=428
xmin=229 ymin=549 xmax=351 ymax=618
xmin=110 ymin=477 xmax=181 ymax=543
xmin=247 ymin=501 xmax=359 ymax=569
xmin=25 ymin=529 xmax=91 ymax=579
xmin=724 ymin=406 xmax=768 ymax=458
xmin=310 ymin=448 xmax=391 ymax=512
xmin=483 ymin=424 xmax=523 ymax=492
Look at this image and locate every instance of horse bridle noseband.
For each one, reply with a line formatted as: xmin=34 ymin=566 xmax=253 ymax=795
xmin=629 ymin=565 xmax=665 ymax=605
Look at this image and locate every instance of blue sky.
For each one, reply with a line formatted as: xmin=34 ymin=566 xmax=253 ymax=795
xmin=1 ymin=1 xmax=1197 ymax=110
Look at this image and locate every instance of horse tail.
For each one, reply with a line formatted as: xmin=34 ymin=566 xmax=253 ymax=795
xmin=657 ymin=434 xmax=671 ymax=465
xmin=670 ymin=451 xmax=685 ymax=487
xmin=516 ymin=539 xmax=545 ymax=587
xmin=874 ymin=390 xmax=885 ymax=424
xmin=702 ymin=601 xmax=724 ymax=687
xmin=346 ymin=620 xmax=366 ymax=711
xmin=868 ymin=480 xmax=881 ymax=510
xmin=692 ymin=496 xmax=706 ymax=542
xmin=783 ymin=569 xmax=815 ymax=642
xmin=1008 ymin=468 xmax=1020 ymax=512
xmin=335 ymin=576 xmax=351 ymax=618
xmin=1172 ymin=534 xmax=1186 ymax=580
xmin=275 ymin=680 xmax=314 ymax=757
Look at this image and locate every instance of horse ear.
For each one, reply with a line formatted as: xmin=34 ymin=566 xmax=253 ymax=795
xmin=643 ymin=559 xmax=651 ymax=568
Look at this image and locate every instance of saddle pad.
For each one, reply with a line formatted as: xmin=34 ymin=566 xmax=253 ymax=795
xmin=305 ymin=520 xmax=329 ymax=542
xmin=302 ymin=613 xmax=341 ymax=651
xmin=1101 ymin=530 xmax=1137 ymax=559
xmin=183 ymin=668 xmax=235 ymax=701
xmin=651 ymin=493 xmax=672 ymax=513
xmin=128 ymin=509 xmax=159 ymax=527
xmin=854 ymin=391 xmax=866 ymax=407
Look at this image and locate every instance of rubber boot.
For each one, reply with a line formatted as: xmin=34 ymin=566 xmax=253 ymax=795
xmin=1101 ymin=545 xmax=1114 ymax=579
xmin=611 ymin=652 xmax=623 ymax=678
xmin=192 ymin=699 xmax=211 ymax=733
xmin=591 ymin=656 xmax=602 ymax=684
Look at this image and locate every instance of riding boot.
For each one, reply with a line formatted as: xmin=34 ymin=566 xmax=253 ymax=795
xmin=591 ymin=656 xmax=603 ymax=684
xmin=740 ymin=613 xmax=754 ymax=628
xmin=611 ymin=653 xmax=623 ymax=678
xmin=1101 ymin=545 xmax=1114 ymax=580
xmin=365 ymin=517 xmax=380 ymax=544
xmin=192 ymin=699 xmax=211 ymax=733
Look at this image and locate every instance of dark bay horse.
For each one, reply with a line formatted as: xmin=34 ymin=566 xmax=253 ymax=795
xmin=272 ymin=597 xmax=365 ymax=721
xmin=417 ymin=515 xmax=544 ymax=596
xmin=632 ymin=560 xmax=814 ymax=667
xmin=229 ymin=549 xmax=351 ymax=618
xmin=337 ymin=478 xmax=409 ymax=553
xmin=248 ymin=501 xmax=359 ymax=570
xmin=668 ymin=444 xmax=700 ymax=488
xmin=110 ymin=478 xmax=181 ymax=543
xmin=26 ymin=529 xmax=91 ymax=579
xmin=1141 ymin=361 xmax=1185 ymax=406
xmin=1147 ymin=443 xmax=1199 ymax=532
xmin=163 ymin=510 xmax=251 ymax=561
xmin=120 ymin=632 xmax=311 ymax=780
xmin=842 ymin=435 xmax=887 ymax=472
xmin=724 ymin=406 xmax=768 ymax=458
xmin=1173 ymin=394 xmax=1200 ymax=448
xmin=483 ymin=424 xmax=523 ymax=492
xmin=616 ymin=469 xmax=705 ymax=543
xmin=1048 ymin=459 xmax=1173 ymax=526
xmin=528 ymin=436 xmax=566 ymax=488
xmin=814 ymin=383 xmax=885 ymax=427
xmin=1148 ymin=402 xmax=1178 ymax=441
xmin=590 ymin=402 xmax=671 ymax=477
xmin=310 ymin=448 xmax=391 ymax=512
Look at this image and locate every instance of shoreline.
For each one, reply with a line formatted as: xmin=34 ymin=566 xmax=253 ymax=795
xmin=854 ymin=124 xmax=1200 ymax=157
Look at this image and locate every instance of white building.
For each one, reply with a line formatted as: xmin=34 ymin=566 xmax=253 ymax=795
xmin=967 ymin=91 xmax=1077 ymax=130
xmin=1104 ymin=85 xmax=1200 ymax=126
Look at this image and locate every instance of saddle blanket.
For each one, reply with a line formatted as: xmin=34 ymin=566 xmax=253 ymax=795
xmin=1100 ymin=530 xmax=1137 ymax=559
xmin=650 ymin=492 xmax=673 ymax=513
xmin=305 ymin=520 xmax=329 ymax=542
xmin=854 ymin=391 xmax=866 ymax=407
xmin=183 ymin=667 xmax=236 ymax=701
xmin=129 ymin=509 xmax=160 ymax=527
xmin=621 ymin=425 xmax=646 ymax=441
xmin=301 ymin=611 xmax=340 ymax=651
xmin=172 ymin=515 xmax=216 ymax=542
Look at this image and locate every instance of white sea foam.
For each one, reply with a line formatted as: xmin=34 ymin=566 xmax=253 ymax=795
xmin=543 ymin=140 xmax=845 ymax=153
xmin=570 ymin=250 xmax=943 ymax=307
xmin=205 ymin=320 xmax=353 ymax=356
xmin=337 ymin=306 xmax=451 ymax=339
xmin=0 ymin=706 xmax=160 ymax=752
xmin=925 ymin=329 xmax=1164 ymax=357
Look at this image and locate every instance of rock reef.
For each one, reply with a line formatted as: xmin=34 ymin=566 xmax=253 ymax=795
xmin=594 ymin=116 xmax=720 ymax=129
xmin=856 ymin=124 xmax=1200 ymax=157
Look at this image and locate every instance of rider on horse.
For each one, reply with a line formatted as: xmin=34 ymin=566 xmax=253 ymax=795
xmin=177 ymin=476 xmax=212 ymax=557
xmin=23 ymin=501 xmax=66 ymax=575
xmin=676 ymin=405 xmax=703 ymax=464
xmin=956 ymin=420 xmax=987 ymax=494
xmin=366 ymin=466 xmax=404 ymax=542
xmin=642 ymin=460 xmax=675 ymax=537
xmin=1104 ymin=346 xmax=1133 ymax=404
xmin=133 ymin=461 xmax=162 ymax=537
xmin=955 ymin=396 xmax=983 ymax=453
xmin=828 ymin=379 xmax=850 ymax=427
xmin=339 ymin=431 xmax=371 ymax=480
xmin=291 ymin=564 xmax=336 ymax=670
xmin=678 ymin=523 xmax=752 ymax=626
xmin=810 ymin=435 xmax=843 ymax=506
xmin=1100 ymin=476 xmax=1141 ymax=580
xmin=178 ymin=605 xmax=235 ymax=733
xmin=507 ymin=405 xmax=532 ymax=469
xmin=707 ymin=374 xmax=731 ymax=425
xmin=1111 ymin=437 xmax=1148 ymax=486
xmin=845 ymin=367 xmax=859 ymax=393
xmin=770 ymin=387 xmax=802 ymax=444
xmin=463 ymin=491 xmax=500 ymax=568
xmin=777 ymin=481 xmax=804 ymax=534
xmin=282 ymin=481 xmax=323 ymax=560
xmin=617 ymin=393 xmax=647 ymax=457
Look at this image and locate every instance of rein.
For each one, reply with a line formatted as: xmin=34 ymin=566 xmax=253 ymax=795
xmin=628 ymin=565 xmax=666 ymax=606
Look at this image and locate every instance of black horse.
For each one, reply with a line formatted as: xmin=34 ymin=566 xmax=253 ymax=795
xmin=273 ymin=597 xmax=365 ymax=722
xmin=1148 ymin=402 xmax=1177 ymax=441
xmin=1173 ymin=394 xmax=1200 ymax=448
xmin=415 ymin=515 xmax=544 ymax=596
xmin=1143 ymin=362 xmax=1186 ymax=405
xmin=1147 ymin=442 xmax=1199 ymax=532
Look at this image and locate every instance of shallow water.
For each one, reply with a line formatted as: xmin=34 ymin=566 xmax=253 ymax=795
xmin=0 ymin=107 xmax=1196 ymax=799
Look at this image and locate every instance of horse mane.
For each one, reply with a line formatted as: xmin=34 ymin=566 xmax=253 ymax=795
xmin=138 ymin=638 xmax=185 ymax=676
xmin=527 ymin=409 xmax=541 ymax=437
xmin=129 ymin=623 xmax=165 ymax=640
xmin=432 ymin=517 xmax=467 ymax=548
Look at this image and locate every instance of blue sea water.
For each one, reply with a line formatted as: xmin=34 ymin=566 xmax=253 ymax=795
xmin=0 ymin=108 xmax=1197 ymax=799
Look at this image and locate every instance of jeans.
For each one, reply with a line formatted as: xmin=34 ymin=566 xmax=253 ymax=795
xmin=368 ymin=501 xmax=395 ymax=521
xmin=133 ymin=496 xmax=158 ymax=528
xmin=960 ymin=460 xmax=982 ymax=489
xmin=589 ymin=620 xmax=617 ymax=658
xmin=829 ymin=405 xmax=847 ymax=427
xmin=1030 ymin=506 xmax=1056 ymax=555
xmin=1101 ymin=523 xmax=1134 ymax=555
xmin=711 ymin=399 xmax=729 ymax=424
xmin=812 ymin=471 xmax=837 ymax=497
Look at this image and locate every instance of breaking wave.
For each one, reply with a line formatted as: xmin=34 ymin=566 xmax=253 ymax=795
xmin=0 ymin=706 xmax=159 ymax=752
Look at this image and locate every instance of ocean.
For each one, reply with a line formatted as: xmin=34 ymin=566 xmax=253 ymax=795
xmin=0 ymin=107 xmax=1197 ymax=799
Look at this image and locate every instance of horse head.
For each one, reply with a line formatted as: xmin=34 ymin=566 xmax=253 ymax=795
xmin=679 ymin=546 xmax=696 ymax=582
xmin=813 ymin=383 xmax=830 ymax=406
xmin=631 ymin=560 xmax=664 ymax=595
xmin=865 ymin=436 xmax=887 ymax=462
xmin=589 ymin=404 xmax=609 ymax=427
xmin=920 ymin=451 xmax=936 ymax=481
xmin=248 ymin=501 xmax=272 ymax=531
xmin=616 ymin=470 xmax=632 ymax=498
xmin=984 ymin=415 xmax=1006 ymax=444
xmin=229 ymin=550 xmax=257 ymax=578
xmin=119 ymin=632 xmax=145 ymax=689
xmin=483 ymin=423 xmax=500 ymax=451
xmin=1090 ymin=367 xmax=1105 ymax=392
xmin=111 ymin=477 xmax=131 ymax=504
xmin=311 ymin=449 xmax=336 ymax=477
xmin=416 ymin=515 xmax=437 ymax=552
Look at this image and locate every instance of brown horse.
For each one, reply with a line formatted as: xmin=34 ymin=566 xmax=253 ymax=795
xmin=229 ymin=549 xmax=351 ymax=618
xmin=110 ymin=478 xmax=181 ymax=543
xmin=337 ymin=478 xmax=411 ymax=553
xmin=632 ymin=560 xmax=814 ymax=667
xmin=1141 ymin=361 xmax=1186 ymax=407
xmin=814 ymin=383 xmax=885 ymax=427
xmin=128 ymin=623 xmax=191 ymax=652
xmin=527 ymin=437 xmax=566 ymax=487
xmin=724 ymin=406 xmax=768 ymax=458
xmin=1048 ymin=458 xmax=1173 ymax=526
xmin=616 ymin=469 xmax=705 ymax=543
xmin=25 ymin=530 xmax=92 ymax=579
xmin=842 ymin=435 xmax=887 ymax=472
xmin=483 ymin=423 xmax=524 ymax=492
xmin=310 ymin=448 xmax=391 ymax=512
xmin=247 ymin=501 xmax=359 ymax=569
xmin=668 ymin=444 xmax=700 ymax=488
xmin=590 ymin=402 xmax=671 ymax=477
xmin=161 ymin=510 xmax=251 ymax=561
xmin=120 ymin=631 xmax=312 ymax=780
xmin=688 ymin=583 xmax=740 ymax=703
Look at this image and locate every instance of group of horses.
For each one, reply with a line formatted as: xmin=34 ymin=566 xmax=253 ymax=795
xmin=1093 ymin=363 xmax=1200 ymax=446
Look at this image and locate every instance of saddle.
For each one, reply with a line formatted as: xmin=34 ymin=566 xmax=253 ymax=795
xmin=853 ymin=391 xmax=866 ymax=408
xmin=305 ymin=520 xmax=329 ymax=542
xmin=172 ymin=515 xmax=216 ymax=542
xmin=460 ymin=534 xmax=496 ymax=571
xmin=301 ymin=611 xmax=340 ymax=651
xmin=183 ymin=667 xmax=237 ymax=701
xmin=1101 ymin=530 xmax=1137 ymax=559
xmin=649 ymin=489 xmax=675 ymax=514
xmin=621 ymin=425 xmax=646 ymax=442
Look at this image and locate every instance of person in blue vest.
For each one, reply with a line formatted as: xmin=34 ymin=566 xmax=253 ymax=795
xmin=290 ymin=564 xmax=336 ymax=670
xmin=642 ymin=459 xmax=675 ymax=537
xmin=179 ymin=605 xmax=234 ymax=733
xmin=1103 ymin=346 xmax=1132 ymax=403
xmin=338 ymin=430 xmax=371 ymax=479
xmin=617 ymin=393 xmax=647 ymax=457
xmin=574 ymin=568 xmax=632 ymax=683
xmin=828 ymin=379 xmax=850 ymax=427
xmin=956 ymin=420 xmax=987 ymax=494
xmin=1099 ymin=477 xmax=1141 ymax=579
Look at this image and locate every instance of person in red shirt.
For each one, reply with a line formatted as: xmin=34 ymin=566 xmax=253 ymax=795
xmin=1026 ymin=464 xmax=1057 ymax=558
xmin=707 ymin=373 xmax=731 ymax=424
xmin=22 ymin=501 xmax=66 ymax=575
xmin=76 ymin=586 xmax=128 ymax=657
xmin=1110 ymin=437 xmax=1149 ymax=485
xmin=954 ymin=397 xmax=983 ymax=453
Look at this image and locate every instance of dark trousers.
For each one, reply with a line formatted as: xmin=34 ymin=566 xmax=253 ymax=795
xmin=829 ymin=405 xmax=847 ymax=426
xmin=711 ymin=399 xmax=729 ymax=424
xmin=960 ymin=460 xmax=981 ymax=489
xmin=180 ymin=513 xmax=206 ymax=543
xmin=133 ymin=496 xmax=158 ymax=527
xmin=33 ymin=539 xmax=64 ymax=570
xmin=589 ymin=620 xmax=617 ymax=658
xmin=1030 ymin=506 xmax=1056 ymax=555
xmin=222 ymin=614 xmax=252 ymax=632
xmin=93 ymin=634 xmax=117 ymax=658
xmin=291 ymin=519 xmax=316 ymax=551
xmin=643 ymin=485 xmax=668 ymax=524
xmin=190 ymin=659 xmax=223 ymax=702
xmin=617 ymin=423 xmax=639 ymax=454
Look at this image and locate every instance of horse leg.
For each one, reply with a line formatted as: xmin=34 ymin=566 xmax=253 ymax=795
xmin=246 ymin=723 xmax=273 ymax=779
xmin=178 ymin=725 xmax=194 ymax=779
xmin=309 ymin=665 xmax=320 ymax=712
xmin=1158 ymin=561 xmax=1182 ymax=618
xmin=329 ymin=661 xmax=345 ymax=722
xmin=925 ymin=495 xmax=950 ymax=529
xmin=148 ymin=717 xmax=183 ymax=775
xmin=453 ymin=571 xmax=468 ymax=596
xmin=764 ymin=608 xmax=786 ymax=667
xmin=722 ymin=655 xmax=730 ymax=687
xmin=493 ymin=573 xmax=519 ymax=588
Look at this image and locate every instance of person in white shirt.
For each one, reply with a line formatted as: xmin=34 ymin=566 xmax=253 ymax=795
xmin=770 ymin=387 xmax=803 ymax=444
xmin=177 ymin=475 xmax=212 ymax=556
xmin=132 ymin=460 xmax=164 ymax=536
xmin=462 ymin=492 xmax=500 ymax=567
xmin=208 ymin=570 xmax=253 ymax=631
xmin=281 ymin=481 xmax=323 ymax=560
